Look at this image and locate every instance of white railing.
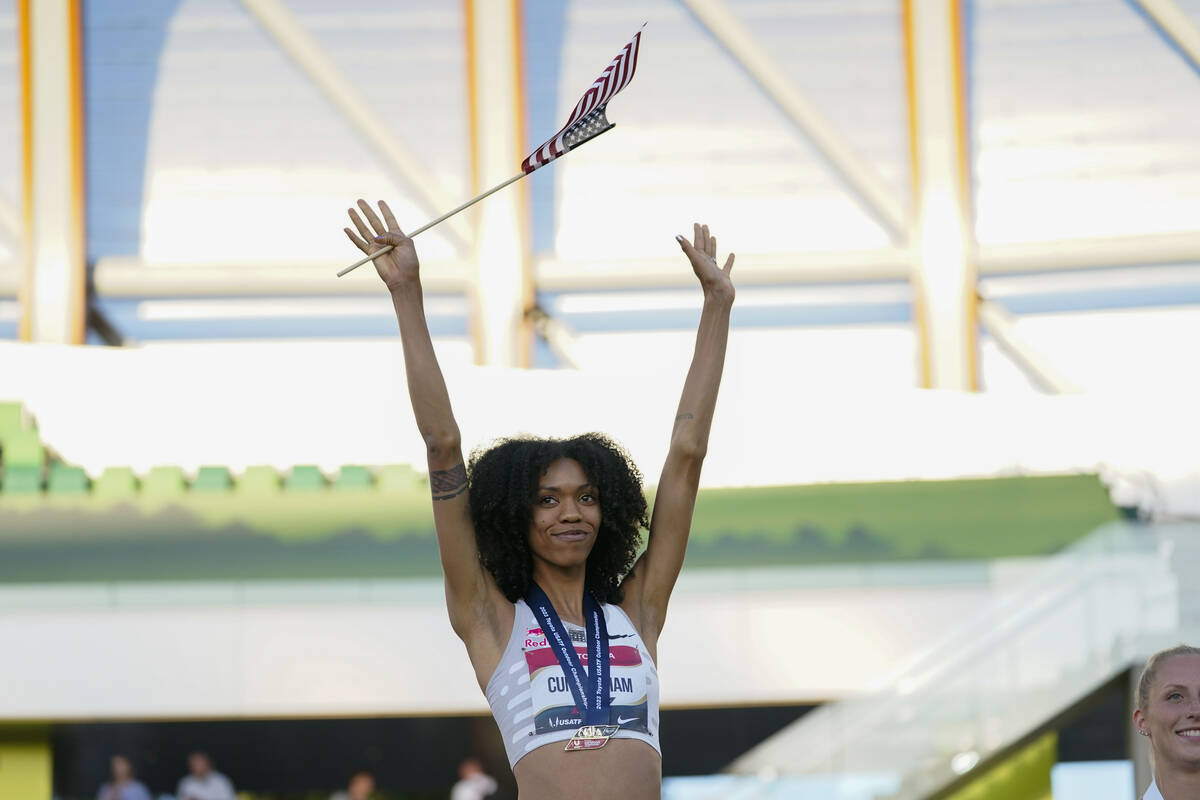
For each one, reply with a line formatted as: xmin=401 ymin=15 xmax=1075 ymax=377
xmin=720 ymin=521 xmax=1198 ymax=800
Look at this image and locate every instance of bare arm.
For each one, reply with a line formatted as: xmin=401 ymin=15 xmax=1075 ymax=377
xmin=344 ymin=201 xmax=510 ymax=665
xmin=620 ymin=223 xmax=735 ymax=651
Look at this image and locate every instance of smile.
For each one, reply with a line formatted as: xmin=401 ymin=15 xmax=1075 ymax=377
xmin=1178 ymin=728 xmax=1200 ymax=739
xmin=552 ymin=530 xmax=591 ymax=542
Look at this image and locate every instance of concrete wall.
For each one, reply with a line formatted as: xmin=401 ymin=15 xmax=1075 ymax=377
xmin=0 ymin=561 xmax=1043 ymax=720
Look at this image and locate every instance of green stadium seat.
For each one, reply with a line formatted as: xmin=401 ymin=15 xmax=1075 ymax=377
xmin=237 ymin=465 xmax=281 ymax=494
xmin=1 ymin=429 xmax=45 ymax=469
xmin=334 ymin=465 xmax=373 ymax=490
xmin=285 ymin=465 xmax=327 ymax=491
xmin=377 ymin=464 xmax=419 ymax=493
xmin=142 ymin=466 xmax=186 ymax=497
xmin=47 ymin=464 xmax=89 ymax=495
xmin=1 ymin=464 xmax=43 ymax=494
xmin=193 ymin=466 xmax=233 ymax=492
xmin=0 ymin=402 xmax=25 ymax=440
xmin=93 ymin=467 xmax=138 ymax=499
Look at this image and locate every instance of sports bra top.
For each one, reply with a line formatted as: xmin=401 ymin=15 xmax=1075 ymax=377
xmin=485 ymin=598 xmax=661 ymax=768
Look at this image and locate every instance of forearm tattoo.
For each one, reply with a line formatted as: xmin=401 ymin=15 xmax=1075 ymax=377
xmin=430 ymin=462 xmax=468 ymax=501
xmin=675 ymin=412 xmax=695 ymax=421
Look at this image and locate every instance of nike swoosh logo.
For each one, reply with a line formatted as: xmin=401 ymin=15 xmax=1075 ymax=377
xmin=616 ymin=716 xmax=638 ymax=725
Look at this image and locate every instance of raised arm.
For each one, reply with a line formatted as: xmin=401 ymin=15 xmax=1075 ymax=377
xmin=620 ymin=223 xmax=734 ymax=651
xmin=344 ymin=201 xmax=511 ymax=670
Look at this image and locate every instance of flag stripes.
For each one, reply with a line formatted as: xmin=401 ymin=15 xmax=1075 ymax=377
xmin=521 ymin=26 xmax=643 ymax=174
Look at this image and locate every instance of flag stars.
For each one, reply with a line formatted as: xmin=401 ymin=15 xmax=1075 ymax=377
xmin=563 ymin=108 xmax=611 ymax=149
xmin=521 ymin=28 xmax=639 ymax=172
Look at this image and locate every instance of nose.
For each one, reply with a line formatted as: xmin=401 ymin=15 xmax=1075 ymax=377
xmin=559 ymin=497 xmax=582 ymax=522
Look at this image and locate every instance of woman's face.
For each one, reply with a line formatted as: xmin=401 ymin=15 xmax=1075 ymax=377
xmin=1135 ymin=654 xmax=1200 ymax=771
xmin=527 ymin=458 xmax=601 ymax=572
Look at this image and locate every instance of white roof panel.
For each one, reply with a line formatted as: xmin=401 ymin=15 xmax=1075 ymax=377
xmin=550 ymin=0 xmax=902 ymax=262
xmin=972 ymin=0 xmax=1200 ymax=244
xmin=85 ymin=0 xmax=469 ymax=265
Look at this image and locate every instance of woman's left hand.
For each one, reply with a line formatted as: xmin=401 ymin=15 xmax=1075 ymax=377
xmin=676 ymin=223 xmax=735 ymax=304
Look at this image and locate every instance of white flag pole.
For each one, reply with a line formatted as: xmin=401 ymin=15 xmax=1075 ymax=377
xmin=337 ymin=172 xmax=525 ymax=277
xmin=336 ymin=123 xmax=616 ymax=278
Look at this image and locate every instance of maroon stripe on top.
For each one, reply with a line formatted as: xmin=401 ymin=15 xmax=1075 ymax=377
xmin=523 ymin=644 xmax=644 ymax=673
xmin=521 ymin=26 xmax=644 ymax=171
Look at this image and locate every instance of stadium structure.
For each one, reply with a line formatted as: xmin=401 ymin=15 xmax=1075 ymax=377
xmin=2 ymin=1 xmax=1200 ymax=798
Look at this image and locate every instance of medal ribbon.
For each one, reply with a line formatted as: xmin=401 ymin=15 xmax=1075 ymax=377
xmin=525 ymin=582 xmax=611 ymax=726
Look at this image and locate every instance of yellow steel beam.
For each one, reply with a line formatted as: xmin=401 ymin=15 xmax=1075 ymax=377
xmin=464 ymin=0 xmax=533 ymax=367
xmin=1130 ymin=0 xmax=1200 ymax=74
xmin=904 ymin=0 xmax=978 ymax=390
xmin=18 ymin=0 xmax=87 ymax=344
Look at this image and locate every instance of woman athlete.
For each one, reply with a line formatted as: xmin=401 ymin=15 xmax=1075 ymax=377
xmin=1133 ymin=644 xmax=1200 ymax=799
xmin=344 ymin=199 xmax=735 ymax=800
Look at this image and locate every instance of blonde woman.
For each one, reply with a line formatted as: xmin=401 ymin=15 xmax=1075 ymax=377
xmin=1133 ymin=644 xmax=1200 ymax=799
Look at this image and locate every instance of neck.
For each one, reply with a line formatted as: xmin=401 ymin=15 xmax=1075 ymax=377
xmin=1158 ymin=767 xmax=1200 ymax=799
xmin=530 ymin=563 xmax=588 ymax=625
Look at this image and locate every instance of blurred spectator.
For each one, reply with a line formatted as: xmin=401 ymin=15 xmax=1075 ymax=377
xmin=450 ymin=759 xmax=497 ymax=800
xmin=329 ymin=769 xmax=375 ymax=800
xmin=176 ymin=751 xmax=235 ymax=800
xmin=96 ymin=755 xmax=152 ymax=800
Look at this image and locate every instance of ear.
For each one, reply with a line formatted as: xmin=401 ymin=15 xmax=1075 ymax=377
xmin=1133 ymin=707 xmax=1148 ymax=737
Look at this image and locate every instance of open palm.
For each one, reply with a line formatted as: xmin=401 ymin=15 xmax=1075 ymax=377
xmin=677 ymin=222 xmax=735 ymax=303
xmin=344 ymin=199 xmax=420 ymax=289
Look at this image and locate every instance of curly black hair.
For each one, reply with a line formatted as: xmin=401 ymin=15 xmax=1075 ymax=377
xmin=467 ymin=432 xmax=648 ymax=604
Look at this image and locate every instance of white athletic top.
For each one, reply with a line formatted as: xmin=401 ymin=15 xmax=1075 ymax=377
xmin=1143 ymin=778 xmax=1164 ymax=800
xmin=485 ymin=598 xmax=661 ymax=768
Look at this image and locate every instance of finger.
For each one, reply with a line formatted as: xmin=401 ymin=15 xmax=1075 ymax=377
xmin=344 ymin=227 xmax=369 ymax=253
xmin=374 ymin=232 xmax=409 ymax=248
xmin=693 ymin=222 xmax=703 ymax=253
xmin=709 ymin=234 xmax=717 ymax=260
xmin=379 ymin=200 xmax=403 ymax=235
xmin=723 ymin=252 xmax=735 ymax=274
xmin=702 ymin=225 xmax=712 ymax=258
xmin=348 ymin=208 xmax=374 ymax=242
xmin=357 ymin=199 xmax=386 ymax=235
xmin=676 ymin=234 xmax=702 ymax=267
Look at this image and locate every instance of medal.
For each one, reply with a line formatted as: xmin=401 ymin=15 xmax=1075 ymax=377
xmin=564 ymin=724 xmax=622 ymax=751
xmin=525 ymin=583 xmax=613 ymax=751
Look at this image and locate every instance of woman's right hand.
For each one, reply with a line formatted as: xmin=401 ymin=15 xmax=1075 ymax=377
xmin=344 ymin=199 xmax=420 ymax=290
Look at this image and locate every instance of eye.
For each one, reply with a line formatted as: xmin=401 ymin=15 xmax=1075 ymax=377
xmin=537 ymin=495 xmax=558 ymax=506
xmin=1168 ymin=691 xmax=1184 ymax=701
xmin=580 ymin=492 xmax=597 ymax=504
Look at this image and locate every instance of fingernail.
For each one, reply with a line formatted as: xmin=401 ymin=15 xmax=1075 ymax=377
xmin=675 ymin=235 xmax=684 ymax=243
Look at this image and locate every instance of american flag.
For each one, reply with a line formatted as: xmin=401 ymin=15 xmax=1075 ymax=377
xmin=521 ymin=26 xmax=643 ymax=174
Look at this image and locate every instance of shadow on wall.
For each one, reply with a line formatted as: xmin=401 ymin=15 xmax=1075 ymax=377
xmin=85 ymin=0 xmax=185 ymax=260
xmin=522 ymin=0 xmax=567 ymax=255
